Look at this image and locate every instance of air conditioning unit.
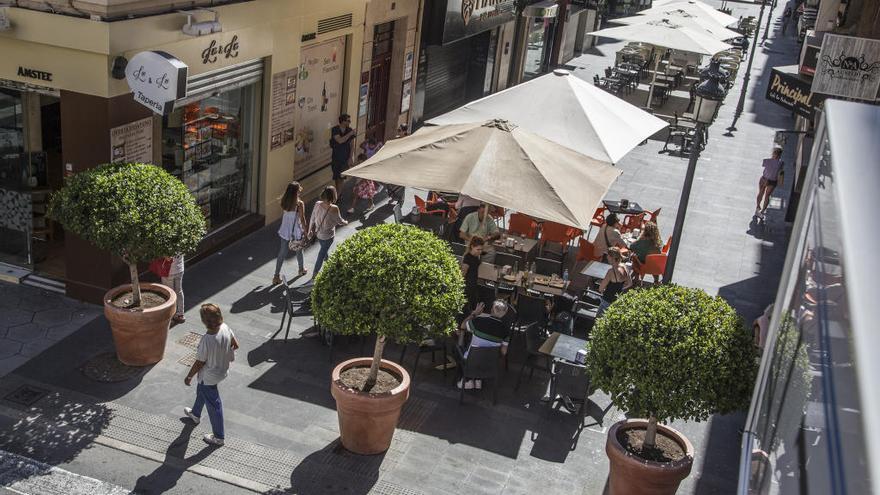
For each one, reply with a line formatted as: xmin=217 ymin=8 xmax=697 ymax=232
xmin=180 ymin=9 xmax=222 ymax=37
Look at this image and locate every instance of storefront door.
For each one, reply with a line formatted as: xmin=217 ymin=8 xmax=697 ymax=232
xmin=367 ymin=22 xmax=394 ymax=142
xmin=523 ymin=17 xmax=556 ymax=80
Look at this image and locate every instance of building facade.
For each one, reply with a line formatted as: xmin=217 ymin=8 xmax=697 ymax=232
xmin=0 ymin=0 xmax=366 ymax=302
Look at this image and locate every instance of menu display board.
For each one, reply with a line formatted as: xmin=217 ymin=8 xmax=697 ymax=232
xmin=269 ymin=69 xmax=298 ymax=151
xmin=293 ymin=37 xmax=346 ymax=179
xmin=110 ymin=117 xmax=154 ymax=164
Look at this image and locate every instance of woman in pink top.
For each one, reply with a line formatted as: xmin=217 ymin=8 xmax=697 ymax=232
xmin=756 ymin=148 xmax=784 ymax=219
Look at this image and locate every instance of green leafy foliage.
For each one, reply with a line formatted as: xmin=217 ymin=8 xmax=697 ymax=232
xmin=48 ymin=162 xmax=206 ymax=265
xmin=588 ymin=284 xmax=757 ymax=424
xmin=312 ymin=224 xmax=465 ymax=343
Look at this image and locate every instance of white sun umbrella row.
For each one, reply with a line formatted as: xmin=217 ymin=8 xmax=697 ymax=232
xmin=641 ymin=0 xmax=739 ymax=27
xmin=612 ymin=11 xmax=741 ymax=41
xmin=589 ymin=18 xmax=732 ymax=107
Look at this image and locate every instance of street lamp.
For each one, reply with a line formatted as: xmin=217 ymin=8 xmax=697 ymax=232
xmin=663 ymin=75 xmax=726 ymax=284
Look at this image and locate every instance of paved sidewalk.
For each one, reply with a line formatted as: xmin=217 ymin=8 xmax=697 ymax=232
xmin=0 ymin=2 xmax=802 ymax=494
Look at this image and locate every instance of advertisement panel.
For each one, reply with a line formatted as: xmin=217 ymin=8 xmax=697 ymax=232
xmin=293 ymin=37 xmax=346 ymax=179
xmin=812 ymin=34 xmax=880 ymax=100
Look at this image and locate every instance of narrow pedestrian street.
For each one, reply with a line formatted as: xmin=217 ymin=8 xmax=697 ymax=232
xmin=0 ymin=1 xmax=806 ymax=494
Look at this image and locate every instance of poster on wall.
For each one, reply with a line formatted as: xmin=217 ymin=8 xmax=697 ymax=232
xmin=812 ymin=34 xmax=880 ymax=100
xmin=401 ymin=80 xmax=412 ymax=114
xmin=269 ymin=69 xmax=298 ymax=151
xmin=110 ymin=117 xmax=153 ymax=164
xmin=293 ymin=37 xmax=346 ymax=180
xmin=403 ymin=51 xmax=414 ymax=80
xmin=358 ymin=83 xmax=369 ymax=118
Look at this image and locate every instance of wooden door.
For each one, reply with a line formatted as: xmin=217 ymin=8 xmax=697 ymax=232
xmin=367 ymin=22 xmax=394 ymax=142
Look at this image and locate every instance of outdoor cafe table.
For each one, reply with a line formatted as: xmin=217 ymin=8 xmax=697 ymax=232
xmin=602 ymin=199 xmax=644 ymax=216
xmin=488 ymin=233 xmax=539 ymax=260
xmin=478 ymin=262 xmax=566 ymax=297
xmin=581 ymin=260 xmax=612 ymax=280
xmin=539 ymin=332 xmax=589 ymax=364
xmin=402 ymin=212 xmax=446 ymax=236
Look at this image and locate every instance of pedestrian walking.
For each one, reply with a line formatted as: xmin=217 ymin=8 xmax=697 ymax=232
xmin=273 ymin=181 xmax=308 ymax=286
xmin=781 ymin=2 xmax=793 ymax=35
xmin=330 ymin=114 xmax=356 ymax=196
xmin=150 ymin=255 xmax=185 ymax=324
xmin=308 ymin=185 xmax=348 ymax=276
xmin=183 ymin=303 xmax=239 ymax=447
xmin=756 ymin=148 xmax=785 ymax=220
xmin=348 ymin=153 xmax=378 ymax=215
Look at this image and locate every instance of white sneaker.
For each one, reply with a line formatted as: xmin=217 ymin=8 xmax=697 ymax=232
xmin=457 ymin=379 xmax=475 ymax=390
xmin=203 ymin=434 xmax=224 ymax=446
xmin=754 ymin=207 xmax=761 ymax=217
xmin=347 ymin=208 xmax=355 ymax=214
xmin=183 ymin=407 xmax=200 ymax=425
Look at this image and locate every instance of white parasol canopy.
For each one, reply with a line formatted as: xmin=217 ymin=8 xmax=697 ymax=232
xmin=344 ymin=120 xmax=622 ymax=230
xmin=639 ymin=1 xmax=739 ymax=27
xmin=428 ymin=69 xmax=667 ymax=164
xmin=613 ymin=12 xmax=741 ymax=40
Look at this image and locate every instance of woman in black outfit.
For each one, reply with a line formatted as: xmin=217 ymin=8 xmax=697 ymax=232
xmin=597 ymin=247 xmax=633 ymax=318
xmin=461 ymin=237 xmax=484 ymax=312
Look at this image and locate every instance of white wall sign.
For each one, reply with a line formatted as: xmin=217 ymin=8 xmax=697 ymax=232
xmin=812 ymin=34 xmax=880 ymax=101
xmin=125 ymin=51 xmax=188 ymax=115
xmin=110 ymin=117 xmax=154 ymax=164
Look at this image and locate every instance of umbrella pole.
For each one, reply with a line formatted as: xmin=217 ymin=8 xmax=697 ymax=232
xmin=645 ymin=48 xmax=661 ymax=109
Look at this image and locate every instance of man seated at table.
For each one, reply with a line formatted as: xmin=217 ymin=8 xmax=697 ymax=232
xmin=459 ymin=203 xmax=501 ymax=244
xmin=592 ymin=213 xmax=627 ymax=262
xmin=456 ymin=300 xmax=511 ymax=389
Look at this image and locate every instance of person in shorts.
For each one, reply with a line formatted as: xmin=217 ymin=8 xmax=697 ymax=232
xmin=756 ymin=148 xmax=784 ymax=220
xmin=330 ymin=114 xmax=356 ymax=195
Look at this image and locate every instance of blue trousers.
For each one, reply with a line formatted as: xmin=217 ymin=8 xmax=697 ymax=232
xmin=313 ymin=238 xmax=334 ymax=275
xmin=274 ymin=237 xmax=304 ymax=277
xmin=192 ymin=382 xmax=224 ymax=439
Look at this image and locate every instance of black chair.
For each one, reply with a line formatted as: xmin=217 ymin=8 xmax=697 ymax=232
xmin=572 ymin=297 xmax=599 ymax=338
xmin=457 ymin=346 xmax=502 ymax=404
xmin=478 ymin=284 xmax=497 ymax=308
xmin=393 ymin=202 xmax=403 ymax=224
xmin=450 ymin=242 xmax=467 ymax=256
xmin=516 ymin=293 xmax=546 ymax=330
xmin=402 ymin=334 xmax=450 ymax=382
xmin=547 ymin=359 xmax=592 ymax=423
xmin=515 ymin=323 xmax=552 ymax=390
xmin=534 ymin=257 xmax=562 ymax=276
xmin=494 ymin=252 xmax=522 ymax=270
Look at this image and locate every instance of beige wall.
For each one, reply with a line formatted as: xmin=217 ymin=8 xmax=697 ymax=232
xmin=0 ymin=0 xmax=366 ymax=224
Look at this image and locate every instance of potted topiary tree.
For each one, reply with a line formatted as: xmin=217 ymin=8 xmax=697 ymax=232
xmin=49 ymin=162 xmax=206 ymax=366
xmin=312 ymin=223 xmax=464 ymax=455
xmin=588 ymin=284 xmax=757 ymax=495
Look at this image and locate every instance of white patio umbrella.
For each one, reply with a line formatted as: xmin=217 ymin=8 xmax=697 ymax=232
xmin=428 ymin=69 xmax=667 ymax=164
xmin=613 ymin=12 xmax=741 ymax=40
xmin=589 ymin=19 xmax=732 ymax=107
xmin=345 ymin=120 xmax=621 ymax=229
xmin=639 ymin=1 xmax=739 ymax=27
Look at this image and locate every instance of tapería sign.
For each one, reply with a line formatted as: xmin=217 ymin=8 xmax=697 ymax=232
xmin=125 ymin=51 xmax=188 ymax=115
xmin=812 ymin=34 xmax=880 ymax=101
xmin=442 ymin=0 xmax=515 ymax=44
xmin=766 ymin=65 xmax=817 ymax=118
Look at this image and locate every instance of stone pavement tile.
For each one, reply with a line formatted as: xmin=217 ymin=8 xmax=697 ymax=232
xmin=0 ymin=292 xmax=21 ymax=310
xmin=0 ymin=356 xmax=28 ymax=377
xmin=2 ymin=310 xmax=32 ymax=328
xmin=32 ymin=308 xmax=73 ymax=327
xmin=6 ymin=323 xmax=48 ymax=343
xmin=0 ymin=341 xmax=22 ymax=360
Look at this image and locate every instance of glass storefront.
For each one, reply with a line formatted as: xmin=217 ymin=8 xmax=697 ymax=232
xmin=0 ymin=89 xmax=29 ymax=264
xmin=161 ymin=83 xmax=260 ymax=233
xmin=523 ymin=17 xmax=556 ymax=80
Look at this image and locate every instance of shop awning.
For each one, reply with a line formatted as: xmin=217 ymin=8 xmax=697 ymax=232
xmin=523 ymin=0 xmax=559 ymax=18
xmin=765 ymin=65 xmax=819 ymax=118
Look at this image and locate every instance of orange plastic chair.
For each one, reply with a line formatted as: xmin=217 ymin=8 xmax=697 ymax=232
xmin=540 ymin=221 xmax=576 ymax=246
xmin=639 ymin=253 xmax=668 ymax=283
xmin=509 ymin=213 xmax=538 ymax=238
xmin=662 ymin=236 xmax=672 ymax=254
xmin=644 ymin=208 xmax=662 ymax=225
xmin=576 ymin=238 xmax=602 ymax=262
xmin=591 ymin=207 xmax=606 ymax=228
xmin=415 ymin=195 xmax=447 ymax=218
xmin=620 ymin=213 xmax=646 ymax=234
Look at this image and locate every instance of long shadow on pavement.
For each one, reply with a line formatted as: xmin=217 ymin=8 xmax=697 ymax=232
xmin=132 ymin=420 xmax=219 ymax=495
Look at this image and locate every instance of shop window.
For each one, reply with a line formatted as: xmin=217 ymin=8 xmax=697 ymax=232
xmin=162 ymin=83 xmax=260 ymax=233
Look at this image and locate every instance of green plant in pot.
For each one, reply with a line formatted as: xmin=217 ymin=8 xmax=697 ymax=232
xmin=588 ymin=284 xmax=757 ymax=495
xmin=312 ymin=223 xmax=464 ymax=454
xmin=49 ymin=162 xmax=205 ymax=366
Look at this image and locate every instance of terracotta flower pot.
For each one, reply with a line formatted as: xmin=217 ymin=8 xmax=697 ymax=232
xmin=330 ymin=358 xmax=410 ymax=455
xmin=103 ymin=283 xmax=176 ymax=366
xmin=605 ymin=419 xmax=695 ymax=495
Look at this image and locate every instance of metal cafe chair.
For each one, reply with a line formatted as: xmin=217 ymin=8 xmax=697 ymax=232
xmin=457 ymin=346 xmax=502 ymax=405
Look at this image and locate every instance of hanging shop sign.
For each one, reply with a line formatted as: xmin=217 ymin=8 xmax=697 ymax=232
xmin=442 ymin=0 xmax=516 ymax=44
xmin=110 ymin=117 xmax=154 ymax=164
xmin=812 ymin=34 xmax=880 ymax=101
xmin=125 ymin=51 xmax=188 ymax=115
xmin=766 ymin=65 xmax=818 ymax=119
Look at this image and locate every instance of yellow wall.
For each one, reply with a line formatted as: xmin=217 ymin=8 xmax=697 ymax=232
xmin=0 ymin=0 xmax=366 ymax=224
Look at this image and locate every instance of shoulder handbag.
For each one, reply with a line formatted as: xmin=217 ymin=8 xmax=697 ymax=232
xmin=288 ymin=205 xmax=311 ymax=252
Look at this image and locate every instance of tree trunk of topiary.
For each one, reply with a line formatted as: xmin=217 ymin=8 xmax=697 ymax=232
xmin=128 ymin=262 xmax=142 ymax=307
xmin=364 ymin=335 xmax=386 ymax=392
xmin=644 ymin=416 xmax=659 ymax=449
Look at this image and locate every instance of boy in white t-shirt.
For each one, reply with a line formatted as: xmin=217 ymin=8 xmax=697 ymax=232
xmin=183 ymin=303 xmax=239 ymax=446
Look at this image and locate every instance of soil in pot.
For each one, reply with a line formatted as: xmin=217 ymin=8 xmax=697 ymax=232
xmin=339 ymin=366 xmax=401 ymax=393
xmin=617 ymin=427 xmax=687 ymax=463
xmin=110 ymin=290 xmax=168 ymax=310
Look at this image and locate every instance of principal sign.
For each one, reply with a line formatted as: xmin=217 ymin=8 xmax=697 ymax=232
xmin=812 ymin=34 xmax=880 ymax=101
xmin=766 ymin=65 xmax=817 ymax=118
xmin=125 ymin=51 xmax=188 ymax=115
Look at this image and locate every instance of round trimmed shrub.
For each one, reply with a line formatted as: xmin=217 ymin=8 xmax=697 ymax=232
xmin=588 ymin=284 xmax=757 ymax=447
xmin=312 ymin=223 xmax=465 ymax=387
xmin=49 ymin=162 xmax=206 ymax=305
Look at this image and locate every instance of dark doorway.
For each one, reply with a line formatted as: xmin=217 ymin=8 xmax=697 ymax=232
xmin=367 ymin=22 xmax=395 ymax=142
